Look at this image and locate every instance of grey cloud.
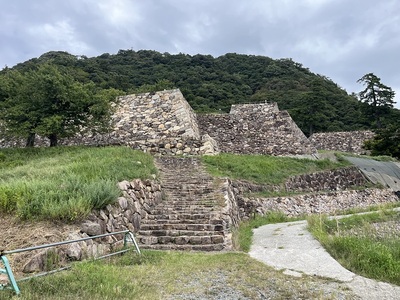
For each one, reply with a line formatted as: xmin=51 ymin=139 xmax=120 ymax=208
xmin=0 ymin=0 xmax=399 ymax=106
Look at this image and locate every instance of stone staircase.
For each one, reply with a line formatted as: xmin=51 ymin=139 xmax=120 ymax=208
xmin=137 ymin=156 xmax=229 ymax=251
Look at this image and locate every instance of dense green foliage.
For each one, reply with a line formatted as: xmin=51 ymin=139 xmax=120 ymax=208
xmin=4 ymin=50 xmax=399 ymax=137
xmin=308 ymin=211 xmax=400 ymax=285
xmin=357 ymin=73 xmax=396 ymax=128
xmin=364 ymin=124 xmax=400 ymax=159
xmin=0 ymin=64 xmax=123 ymax=147
xmin=0 ymin=146 xmax=157 ymax=221
xmin=201 ymin=153 xmax=349 ymax=185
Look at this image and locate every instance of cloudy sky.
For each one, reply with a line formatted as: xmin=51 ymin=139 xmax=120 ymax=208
xmin=1 ymin=0 xmax=399 ymax=108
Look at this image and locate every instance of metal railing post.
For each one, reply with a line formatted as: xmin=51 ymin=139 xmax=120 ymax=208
xmin=1 ymin=255 xmax=20 ymax=295
xmin=0 ymin=230 xmax=140 ymax=296
xmin=124 ymin=232 xmax=141 ymax=255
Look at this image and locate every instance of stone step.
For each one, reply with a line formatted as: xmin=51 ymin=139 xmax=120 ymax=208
xmin=148 ymin=204 xmax=215 ymax=209
xmin=162 ymin=193 xmax=218 ymax=199
xmin=155 ymin=201 xmax=219 ymax=207
xmin=161 ymin=179 xmax=213 ymax=183
xmin=139 ymin=243 xmax=225 ymax=251
xmin=142 ymin=218 xmax=223 ymax=225
xmin=146 ymin=156 xmax=230 ymax=252
xmin=165 ymin=194 xmax=217 ymax=198
xmin=138 ymin=234 xmax=225 ymax=246
xmin=141 ymin=219 xmax=218 ymax=225
xmin=161 ymin=188 xmax=215 ymax=194
xmin=148 ymin=208 xmax=217 ymax=216
xmin=144 ymin=213 xmax=221 ymax=221
xmin=139 ymin=223 xmax=225 ymax=232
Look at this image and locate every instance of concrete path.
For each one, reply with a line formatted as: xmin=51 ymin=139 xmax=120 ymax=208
xmin=249 ymin=220 xmax=400 ymax=300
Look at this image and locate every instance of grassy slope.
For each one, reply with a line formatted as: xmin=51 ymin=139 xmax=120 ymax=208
xmin=1 ymin=148 xmax=397 ymax=296
xmin=0 ymin=146 xmax=157 ymax=221
xmin=202 ymin=153 xmax=349 ymax=184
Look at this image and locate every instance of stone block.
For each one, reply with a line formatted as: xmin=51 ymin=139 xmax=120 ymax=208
xmin=81 ymin=221 xmax=102 ymax=236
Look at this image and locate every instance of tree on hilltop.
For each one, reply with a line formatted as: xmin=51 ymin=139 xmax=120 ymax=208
xmin=0 ymin=64 xmax=121 ymax=147
xmin=357 ymin=73 xmax=396 ymax=128
xmin=364 ymin=123 xmax=400 ymax=159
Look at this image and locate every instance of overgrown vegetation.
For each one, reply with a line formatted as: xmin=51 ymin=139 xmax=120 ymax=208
xmin=308 ymin=211 xmax=400 ymax=285
xmin=0 ymin=146 xmax=157 ymax=221
xmin=202 ymin=153 xmax=349 ymax=185
xmin=4 ymin=50 xmax=399 ymax=137
xmin=364 ymin=124 xmax=400 ymax=160
xmin=0 ymin=250 xmax=354 ymax=300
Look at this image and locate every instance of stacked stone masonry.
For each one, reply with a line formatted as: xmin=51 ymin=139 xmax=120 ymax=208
xmin=231 ymin=166 xmax=369 ymax=195
xmin=239 ymin=189 xmax=399 ymax=218
xmin=309 ymin=131 xmax=375 ymax=154
xmin=0 ymin=89 xmax=218 ymax=156
xmin=136 ymin=157 xmax=237 ymax=251
xmin=1 ymin=89 xmax=323 ymax=156
xmin=228 ymin=165 xmax=399 ymax=219
xmin=197 ymin=103 xmax=317 ymax=156
xmin=21 ymin=179 xmax=162 ymax=273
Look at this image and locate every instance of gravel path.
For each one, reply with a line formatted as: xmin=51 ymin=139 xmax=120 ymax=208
xmin=250 ymin=220 xmax=400 ymax=300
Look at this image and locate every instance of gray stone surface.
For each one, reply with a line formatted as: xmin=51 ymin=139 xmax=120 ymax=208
xmin=197 ymin=103 xmax=316 ymax=156
xmin=310 ymin=131 xmax=374 ymax=154
xmin=240 ymin=188 xmax=398 ymax=218
xmin=346 ymin=156 xmax=400 ymax=191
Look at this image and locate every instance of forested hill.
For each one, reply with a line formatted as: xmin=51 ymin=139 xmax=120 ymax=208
xmin=6 ymin=50 xmax=400 ymax=136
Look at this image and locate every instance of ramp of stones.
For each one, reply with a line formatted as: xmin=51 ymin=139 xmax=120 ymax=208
xmin=137 ymin=157 xmax=227 ymax=251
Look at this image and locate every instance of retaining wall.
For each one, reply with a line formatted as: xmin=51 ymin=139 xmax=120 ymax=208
xmin=197 ymin=103 xmax=317 ymax=156
xmin=22 ymin=179 xmax=161 ymax=273
xmin=309 ymin=131 xmax=375 ymax=154
xmin=237 ymin=188 xmax=399 ymax=218
xmin=0 ymin=90 xmax=218 ymax=156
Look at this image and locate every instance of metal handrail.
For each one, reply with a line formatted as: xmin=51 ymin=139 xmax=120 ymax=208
xmin=2 ymin=229 xmax=131 ymax=255
xmin=0 ymin=230 xmax=141 ymax=295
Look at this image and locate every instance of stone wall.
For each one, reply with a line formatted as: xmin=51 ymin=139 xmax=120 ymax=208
xmin=284 ymin=166 xmax=368 ymax=193
xmin=230 ymin=166 xmax=369 ymax=196
xmin=0 ymin=89 xmax=218 ymax=156
xmin=309 ymin=131 xmax=375 ymax=154
xmin=229 ymin=166 xmax=398 ymax=220
xmin=22 ymin=179 xmax=162 ymax=273
xmin=197 ymin=103 xmax=317 ymax=156
xmin=238 ymin=188 xmax=399 ymax=218
xmin=0 ymin=89 xmax=376 ymax=157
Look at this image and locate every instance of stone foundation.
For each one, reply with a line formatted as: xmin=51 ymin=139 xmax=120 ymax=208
xmin=238 ymin=188 xmax=399 ymax=218
xmin=22 ymin=179 xmax=161 ymax=273
xmin=309 ymin=131 xmax=375 ymax=154
xmin=197 ymin=103 xmax=317 ymax=156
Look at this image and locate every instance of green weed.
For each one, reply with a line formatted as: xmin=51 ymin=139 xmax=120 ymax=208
xmin=0 ymin=146 xmax=157 ymax=221
xmin=202 ymin=153 xmax=349 ymax=185
xmin=307 ymin=211 xmax=400 ymax=285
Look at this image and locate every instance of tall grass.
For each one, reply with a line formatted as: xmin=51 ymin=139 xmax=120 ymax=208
xmin=0 ymin=146 xmax=157 ymax=221
xmin=202 ymin=153 xmax=349 ymax=185
xmin=308 ymin=211 xmax=400 ymax=285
